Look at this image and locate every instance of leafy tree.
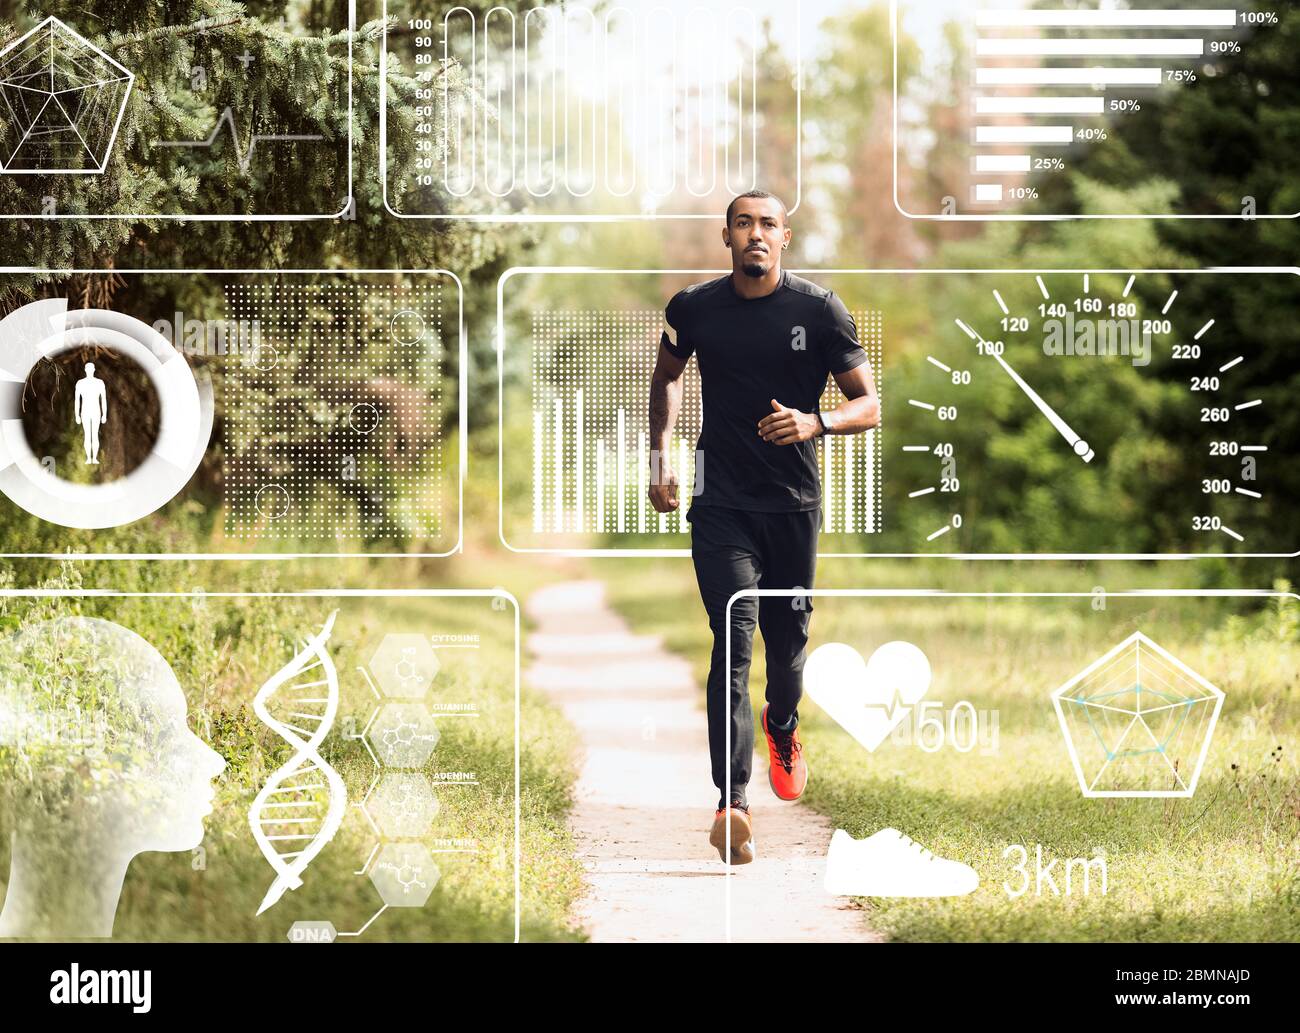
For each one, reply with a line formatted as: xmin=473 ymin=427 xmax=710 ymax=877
xmin=0 ymin=1 xmax=530 ymax=559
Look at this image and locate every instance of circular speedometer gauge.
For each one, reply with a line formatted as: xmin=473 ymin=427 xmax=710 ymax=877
xmin=858 ymin=270 xmax=1294 ymax=558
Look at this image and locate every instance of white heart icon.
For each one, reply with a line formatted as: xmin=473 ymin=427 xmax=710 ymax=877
xmin=804 ymin=641 xmax=932 ymax=752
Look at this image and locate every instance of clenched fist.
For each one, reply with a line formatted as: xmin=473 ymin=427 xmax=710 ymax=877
xmin=758 ymin=398 xmax=822 ymax=445
xmin=648 ymin=460 xmax=680 ymax=512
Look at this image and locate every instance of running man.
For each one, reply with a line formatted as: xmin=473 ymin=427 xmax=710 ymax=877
xmin=74 ymin=362 xmax=108 ymax=466
xmin=648 ymin=190 xmax=880 ymax=865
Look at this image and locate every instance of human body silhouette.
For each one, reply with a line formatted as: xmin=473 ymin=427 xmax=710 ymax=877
xmin=73 ymin=362 xmax=108 ymax=465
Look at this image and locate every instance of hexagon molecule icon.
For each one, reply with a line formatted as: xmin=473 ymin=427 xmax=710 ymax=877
xmin=369 ymin=843 xmax=441 ymax=907
xmin=0 ymin=18 xmax=134 ymax=173
xmin=366 ymin=773 xmax=440 ymax=838
xmin=367 ymin=702 xmax=440 ymax=767
xmin=368 ymin=633 xmax=440 ymax=698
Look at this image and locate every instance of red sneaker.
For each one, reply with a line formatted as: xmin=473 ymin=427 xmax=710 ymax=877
xmin=762 ymin=705 xmax=808 ymax=801
xmin=708 ymin=805 xmax=754 ymax=865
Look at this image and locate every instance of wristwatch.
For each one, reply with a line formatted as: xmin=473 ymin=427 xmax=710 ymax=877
xmin=817 ymin=410 xmax=838 ymax=435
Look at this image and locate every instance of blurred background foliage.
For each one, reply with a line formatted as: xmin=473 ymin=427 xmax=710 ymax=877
xmin=0 ymin=0 xmax=1291 ymax=568
xmin=0 ymin=0 xmax=1292 ymax=943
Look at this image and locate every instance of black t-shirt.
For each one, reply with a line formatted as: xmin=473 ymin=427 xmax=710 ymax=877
xmin=663 ymin=271 xmax=867 ymax=512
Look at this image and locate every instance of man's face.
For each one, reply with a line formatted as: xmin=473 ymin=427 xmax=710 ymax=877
xmin=724 ymin=197 xmax=791 ymax=278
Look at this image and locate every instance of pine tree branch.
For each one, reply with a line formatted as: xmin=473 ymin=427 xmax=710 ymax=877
xmin=112 ymin=18 xmax=247 ymax=49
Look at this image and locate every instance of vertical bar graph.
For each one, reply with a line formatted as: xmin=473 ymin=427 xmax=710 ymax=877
xmin=637 ymin=430 xmax=647 ymax=534
xmin=387 ymin=0 xmax=801 ymax=220
xmin=526 ymin=309 xmax=884 ymax=540
xmin=552 ymin=397 xmax=563 ymax=533
xmin=595 ymin=440 xmax=605 ymax=532
xmin=818 ymin=313 xmax=882 ymax=536
xmin=532 ymin=409 xmax=544 ymax=533
xmin=677 ymin=438 xmax=690 ymax=534
xmin=616 ymin=406 xmax=626 ymax=534
xmin=575 ymin=387 xmax=584 ymax=532
xmin=823 ymin=434 xmax=834 ymax=532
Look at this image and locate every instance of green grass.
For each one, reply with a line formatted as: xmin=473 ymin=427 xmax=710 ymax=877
xmin=0 ymin=565 xmax=585 ymax=943
xmin=604 ymin=558 xmax=1300 ymax=942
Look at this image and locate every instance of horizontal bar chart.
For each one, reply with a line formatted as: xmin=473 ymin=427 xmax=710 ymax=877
xmin=976 ymin=37 xmax=1204 ymax=57
xmin=976 ymin=97 xmax=1106 ymax=116
xmin=974 ymin=9 xmax=1237 ymax=28
xmin=975 ymin=125 xmax=1074 ymax=145
xmin=974 ymin=154 xmax=1031 ymax=173
xmin=895 ymin=0 xmax=1292 ymax=217
xmin=974 ymin=67 xmax=1164 ymax=86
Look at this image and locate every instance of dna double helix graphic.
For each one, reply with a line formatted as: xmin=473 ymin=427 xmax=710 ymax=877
xmin=249 ymin=611 xmax=346 ymax=915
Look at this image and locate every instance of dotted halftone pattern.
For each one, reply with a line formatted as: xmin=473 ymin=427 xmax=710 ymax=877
xmin=822 ymin=311 xmax=883 ymax=535
xmin=222 ymin=282 xmax=444 ymax=540
xmin=529 ymin=309 xmax=881 ymax=537
xmin=532 ymin=311 xmax=700 ymax=535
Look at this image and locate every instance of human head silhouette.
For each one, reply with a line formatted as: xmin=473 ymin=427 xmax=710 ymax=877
xmin=0 ymin=616 xmax=225 ymax=938
xmin=85 ymin=362 xmax=95 ymax=376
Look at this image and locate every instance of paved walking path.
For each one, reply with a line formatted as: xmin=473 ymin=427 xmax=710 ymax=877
xmin=526 ymin=580 xmax=877 ymax=943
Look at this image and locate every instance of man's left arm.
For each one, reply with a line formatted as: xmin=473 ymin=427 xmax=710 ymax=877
xmin=758 ymin=292 xmax=880 ymax=445
xmin=756 ymin=364 xmax=880 ymax=443
xmin=821 ymin=362 xmax=879 ymax=435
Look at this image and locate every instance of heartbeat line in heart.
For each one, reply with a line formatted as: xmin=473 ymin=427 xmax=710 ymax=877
xmin=863 ymin=688 xmax=916 ymax=721
xmin=154 ymin=107 xmax=323 ymax=173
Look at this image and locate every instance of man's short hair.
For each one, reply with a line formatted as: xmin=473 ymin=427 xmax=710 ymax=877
xmin=726 ymin=190 xmax=788 ymax=226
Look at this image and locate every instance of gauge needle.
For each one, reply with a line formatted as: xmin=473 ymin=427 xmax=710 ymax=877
xmin=955 ymin=318 xmax=1094 ymax=463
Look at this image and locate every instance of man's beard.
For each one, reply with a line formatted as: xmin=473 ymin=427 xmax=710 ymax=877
xmin=741 ymin=255 xmax=769 ymax=278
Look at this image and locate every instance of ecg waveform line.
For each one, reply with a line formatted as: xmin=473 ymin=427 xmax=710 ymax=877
xmin=155 ymin=106 xmax=323 ymax=173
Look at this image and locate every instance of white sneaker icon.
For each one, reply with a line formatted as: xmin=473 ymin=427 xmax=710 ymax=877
xmin=824 ymin=828 xmax=979 ymax=897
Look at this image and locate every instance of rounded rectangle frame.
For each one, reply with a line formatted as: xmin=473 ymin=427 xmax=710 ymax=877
xmin=0 ymin=4 xmax=356 ymax=222
xmin=497 ymin=265 xmax=1300 ymax=560
xmin=0 ymin=586 xmax=522 ymax=943
xmin=0 ymin=266 xmax=465 ymax=559
xmin=721 ymin=586 xmax=1294 ymax=943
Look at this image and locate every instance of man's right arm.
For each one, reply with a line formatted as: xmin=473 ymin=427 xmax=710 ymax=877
xmin=648 ymin=342 xmax=689 ymax=512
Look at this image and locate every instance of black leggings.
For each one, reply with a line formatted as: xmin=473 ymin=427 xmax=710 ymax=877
xmin=688 ymin=505 xmax=818 ymax=809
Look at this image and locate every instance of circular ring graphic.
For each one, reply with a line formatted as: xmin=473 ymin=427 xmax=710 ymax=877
xmin=0 ymin=299 xmax=214 ymax=529
xmin=250 ymin=341 xmax=280 ymax=372
xmin=389 ymin=309 xmax=426 ymax=346
xmin=348 ymin=402 xmax=380 ymax=435
xmin=254 ymin=484 xmax=291 ymax=520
